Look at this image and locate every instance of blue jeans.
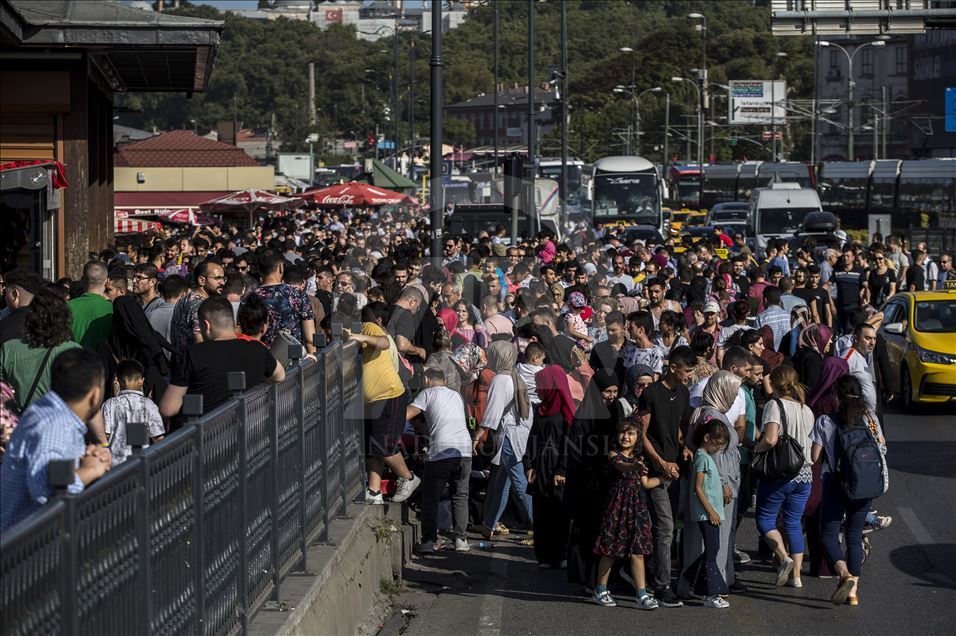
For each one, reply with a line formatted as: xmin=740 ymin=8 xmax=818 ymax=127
xmin=755 ymin=478 xmax=811 ymax=554
xmin=820 ymin=473 xmax=870 ymax=576
xmin=483 ymin=437 xmax=533 ymax=531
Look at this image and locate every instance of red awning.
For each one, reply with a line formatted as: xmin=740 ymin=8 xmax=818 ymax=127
xmin=114 ymin=191 xmax=232 ymax=210
xmin=114 ymin=218 xmax=161 ymax=234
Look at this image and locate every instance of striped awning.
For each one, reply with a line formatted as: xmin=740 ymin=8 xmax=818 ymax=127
xmin=115 ymin=218 xmax=161 ymax=234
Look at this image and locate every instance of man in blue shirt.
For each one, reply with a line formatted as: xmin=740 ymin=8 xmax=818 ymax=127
xmin=0 ymin=348 xmax=112 ymax=533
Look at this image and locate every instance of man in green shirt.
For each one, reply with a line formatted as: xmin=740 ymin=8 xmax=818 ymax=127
xmin=69 ymin=261 xmax=113 ymax=350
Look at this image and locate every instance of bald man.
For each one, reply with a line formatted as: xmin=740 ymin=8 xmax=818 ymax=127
xmin=69 ymin=261 xmax=114 ymax=350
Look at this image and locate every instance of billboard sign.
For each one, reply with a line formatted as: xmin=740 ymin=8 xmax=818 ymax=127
xmin=729 ymin=80 xmax=787 ymax=125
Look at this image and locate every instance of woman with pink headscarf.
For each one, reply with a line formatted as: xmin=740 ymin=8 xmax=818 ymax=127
xmin=792 ymin=323 xmax=833 ymax=395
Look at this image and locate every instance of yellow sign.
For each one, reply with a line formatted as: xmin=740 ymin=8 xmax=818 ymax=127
xmin=715 ymin=248 xmax=729 ymax=259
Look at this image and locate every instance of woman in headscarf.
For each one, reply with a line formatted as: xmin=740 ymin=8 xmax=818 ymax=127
xmin=779 ymin=305 xmax=813 ymax=361
xmin=756 ymin=325 xmax=785 ymax=371
xmin=99 ymin=295 xmax=172 ymax=401
xmin=476 ymin=341 xmax=532 ymax=539
xmin=678 ymin=371 xmax=744 ymax=596
xmin=623 ymin=364 xmax=656 ymax=411
xmin=523 ymin=362 xmax=576 ymax=568
xmin=550 ymin=334 xmax=593 ymax=407
xmin=806 ymin=357 xmax=849 ymax=419
xmin=792 ymin=323 xmax=833 ymax=396
xmin=560 ymin=369 xmax=622 ymax=588
xmin=802 ymin=356 xmax=849 ymax=579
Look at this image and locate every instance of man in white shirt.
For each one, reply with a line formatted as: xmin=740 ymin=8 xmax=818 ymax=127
xmin=406 ymin=368 xmax=473 ymax=553
xmin=606 ymin=254 xmax=636 ymax=292
xmin=844 ymin=323 xmax=878 ymax=413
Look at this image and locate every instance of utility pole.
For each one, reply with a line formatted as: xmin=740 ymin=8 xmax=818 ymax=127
xmin=881 ymin=85 xmax=888 ymax=159
xmin=409 ymin=35 xmax=416 ymax=179
xmin=527 ymin=0 xmax=537 ymax=235
xmin=393 ymin=16 xmax=400 ymax=170
xmin=663 ymin=91 xmax=670 ymax=169
xmin=560 ymin=0 xmax=568 ymax=224
xmin=429 ymin=0 xmax=443 ymax=265
xmin=493 ymin=0 xmax=499 ymax=176
xmin=308 ymin=62 xmax=316 ymax=128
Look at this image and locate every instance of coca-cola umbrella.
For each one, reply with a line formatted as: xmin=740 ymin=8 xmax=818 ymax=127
xmin=199 ymin=189 xmax=304 ymax=226
xmin=300 ymin=182 xmax=418 ymax=208
xmin=157 ymin=208 xmax=217 ymax=226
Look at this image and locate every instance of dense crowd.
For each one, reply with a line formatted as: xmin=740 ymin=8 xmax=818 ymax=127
xmin=1 ymin=205 xmax=952 ymax=611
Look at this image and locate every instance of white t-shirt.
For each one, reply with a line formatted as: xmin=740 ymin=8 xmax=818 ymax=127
xmin=844 ymin=349 xmax=877 ymax=413
xmin=410 ymin=386 xmax=473 ymax=461
xmin=762 ymin=398 xmax=815 ymax=469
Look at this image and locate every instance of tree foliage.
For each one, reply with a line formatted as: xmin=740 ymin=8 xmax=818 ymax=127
xmin=120 ymin=0 xmax=814 ymax=162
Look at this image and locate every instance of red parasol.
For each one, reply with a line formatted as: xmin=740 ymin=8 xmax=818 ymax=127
xmin=199 ymin=188 xmax=304 ymax=226
xmin=114 ymin=218 xmax=162 ymax=234
xmin=157 ymin=208 xmax=217 ymax=226
xmin=300 ymin=182 xmax=418 ymax=207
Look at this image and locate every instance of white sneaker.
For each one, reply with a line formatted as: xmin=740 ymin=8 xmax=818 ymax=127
xmin=786 ymin=578 xmax=803 ymax=588
xmin=364 ymin=490 xmax=384 ymax=505
xmin=775 ymin=557 xmax=794 ymax=586
xmin=391 ymin=474 xmax=421 ymax=503
xmin=455 ymin=538 xmax=471 ymax=552
xmin=704 ymin=595 xmax=730 ymax=609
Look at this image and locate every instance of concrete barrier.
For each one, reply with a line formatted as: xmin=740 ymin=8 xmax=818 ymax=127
xmin=248 ymin=502 xmax=420 ymax=636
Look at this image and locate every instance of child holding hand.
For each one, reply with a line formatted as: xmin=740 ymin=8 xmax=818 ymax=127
xmin=686 ymin=419 xmax=732 ymax=609
xmin=591 ymin=418 xmax=660 ymax=610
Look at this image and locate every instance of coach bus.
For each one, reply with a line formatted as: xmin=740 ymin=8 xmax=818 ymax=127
xmin=591 ymin=156 xmax=664 ymax=234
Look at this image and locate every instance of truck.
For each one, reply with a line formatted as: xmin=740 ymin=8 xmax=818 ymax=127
xmin=749 ymin=182 xmax=823 ymax=254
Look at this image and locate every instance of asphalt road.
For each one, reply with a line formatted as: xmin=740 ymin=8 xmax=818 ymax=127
xmin=394 ymin=403 xmax=956 ymax=636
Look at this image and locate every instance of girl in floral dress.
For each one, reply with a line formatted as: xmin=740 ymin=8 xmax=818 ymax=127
xmin=591 ymin=418 xmax=660 ymax=610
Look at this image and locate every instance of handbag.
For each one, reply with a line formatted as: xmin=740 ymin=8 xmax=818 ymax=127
xmin=750 ymin=398 xmax=805 ymax=482
xmin=269 ymin=329 xmax=301 ymax=369
xmin=865 ymin=411 xmax=890 ymax=494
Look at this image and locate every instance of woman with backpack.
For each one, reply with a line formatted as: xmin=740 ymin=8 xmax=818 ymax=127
xmin=810 ymin=376 xmax=887 ymax=606
xmin=752 ymin=365 xmax=816 ymax=588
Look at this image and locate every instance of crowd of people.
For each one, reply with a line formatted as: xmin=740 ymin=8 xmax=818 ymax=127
xmin=1 ymin=205 xmax=950 ymax=611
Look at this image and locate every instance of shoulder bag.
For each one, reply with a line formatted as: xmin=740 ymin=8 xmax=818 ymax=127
xmin=16 ymin=346 xmax=55 ymax=413
xmin=750 ymin=398 xmax=805 ymax=482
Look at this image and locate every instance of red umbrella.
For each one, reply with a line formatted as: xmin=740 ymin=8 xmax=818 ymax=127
xmin=200 ymin=189 xmax=303 ymax=214
xmin=157 ymin=208 xmax=217 ymax=226
xmin=300 ymin=182 xmax=418 ymax=207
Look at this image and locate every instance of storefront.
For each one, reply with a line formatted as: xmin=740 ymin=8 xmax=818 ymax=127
xmin=0 ymin=0 xmax=222 ymax=277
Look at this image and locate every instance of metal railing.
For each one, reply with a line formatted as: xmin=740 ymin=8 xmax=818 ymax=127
xmin=0 ymin=337 xmax=365 ymax=636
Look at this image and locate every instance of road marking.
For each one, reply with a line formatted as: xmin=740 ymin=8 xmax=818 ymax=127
xmin=898 ymin=506 xmax=956 ymax=586
xmin=477 ymin=548 xmax=510 ymax=636
xmin=898 ymin=507 xmax=933 ymax=544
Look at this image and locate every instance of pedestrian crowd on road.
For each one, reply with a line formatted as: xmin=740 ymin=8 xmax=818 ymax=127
xmin=3 ymin=206 xmax=949 ymax=611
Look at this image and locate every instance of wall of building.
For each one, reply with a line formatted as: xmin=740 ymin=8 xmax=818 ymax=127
xmin=115 ymin=166 xmax=275 ymax=191
xmin=815 ymin=36 xmax=911 ymax=161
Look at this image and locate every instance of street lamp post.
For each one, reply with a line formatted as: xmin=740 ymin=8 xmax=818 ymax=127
xmin=619 ymin=47 xmax=635 ymax=152
xmin=816 ymin=39 xmax=886 ymax=161
xmin=560 ymin=0 xmax=568 ymax=224
xmin=688 ymin=12 xmax=706 ymax=200
xmin=429 ymin=0 xmax=443 ymax=264
xmin=671 ymin=77 xmax=701 ymax=165
xmin=527 ymin=0 xmax=537 ymax=235
xmin=772 ymin=51 xmax=787 ymax=162
xmin=493 ymin=0 xmax=499 ymax=176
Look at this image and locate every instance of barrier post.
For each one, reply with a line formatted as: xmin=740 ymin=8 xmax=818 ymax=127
xmin=182 ymin=394 xmax=205 ymax=634
xmin=128 ymin=422 xmax=151 ymax=636
xmin=49 ymin=459 xmax=78 ymax=636
xmin=228 ymin=371 xmax=249 ymax=632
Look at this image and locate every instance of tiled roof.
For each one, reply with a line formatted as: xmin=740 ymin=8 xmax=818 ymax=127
xmin=114 ymin=129 xmax=259 ymax=168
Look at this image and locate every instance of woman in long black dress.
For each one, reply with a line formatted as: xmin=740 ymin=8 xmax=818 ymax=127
xmin=560 ymin=369 xmax=622 ymax=589
xmin=523 ymin=364 xmax=576 ymax=568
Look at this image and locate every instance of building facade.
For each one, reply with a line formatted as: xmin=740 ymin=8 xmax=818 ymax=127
xmin=445 ymin=86 xmax=557 ymax=150
xmin=0 ymin=0 xmax=221 ymax=278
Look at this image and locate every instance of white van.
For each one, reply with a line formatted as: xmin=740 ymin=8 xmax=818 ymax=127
xmin=749 ymin=183 xmax=822 ymax=254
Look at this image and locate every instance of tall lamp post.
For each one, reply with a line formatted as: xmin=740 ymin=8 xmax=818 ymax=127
xmin=619 ymin=46 xmax=635 ymax=152
xmin=816 ymin=39 xmax=886 ymax=161
xmin=493 ymin=0 xmax=499 ymax=175
xmin=671 ymin=77 xmax=701 ymax=166
xmin=688 ymin=12 xmax=706 ymax=202
xmin=429 ymin=0 xmax=443 ymax=264
xmin=772 ymin=51 xmax=787 ymax=162
xmin=612 ymin=86 xmax=663 ymax=156
xmin=559 ymin=0 xmax=568 ymax=224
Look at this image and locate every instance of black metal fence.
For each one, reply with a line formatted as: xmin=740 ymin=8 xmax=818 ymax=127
xmin=0 ymin=338 xmax=365 ymax=636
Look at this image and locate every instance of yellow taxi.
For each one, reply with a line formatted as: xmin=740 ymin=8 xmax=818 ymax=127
xmin=878 ymin=289 xmax=956 ymax=408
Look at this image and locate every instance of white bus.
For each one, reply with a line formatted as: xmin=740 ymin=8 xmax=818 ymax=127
xmin=591 ymin=156 xmax=664 ymax=234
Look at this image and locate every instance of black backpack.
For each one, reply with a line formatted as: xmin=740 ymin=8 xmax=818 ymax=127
xmin=836 ymin=422 xmax=884 ymax=501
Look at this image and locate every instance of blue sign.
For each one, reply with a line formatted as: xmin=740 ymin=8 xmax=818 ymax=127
xmin=376 ymin=140 xmax=395 ymax=150
xmin=947 ymin=87 xmax=956 ymax=133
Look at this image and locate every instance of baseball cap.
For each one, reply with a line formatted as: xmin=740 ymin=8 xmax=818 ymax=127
xmin=703 ymin=300 xmax=721 ymax=314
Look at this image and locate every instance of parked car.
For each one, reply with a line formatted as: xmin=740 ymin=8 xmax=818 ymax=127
xmin=878 ymin=290 xmax=956 ymax=408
